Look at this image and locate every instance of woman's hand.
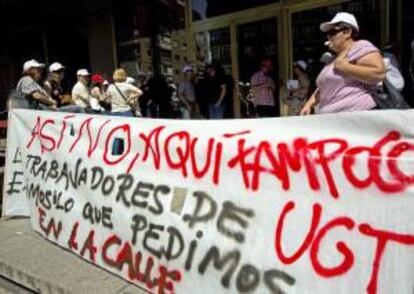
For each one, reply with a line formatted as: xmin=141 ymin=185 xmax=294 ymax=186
xmin=300 ymin=103 xmax=313 ymax=116
xmin=50 ymin=105 xmax=59 ymax=111
xmin=334 ymin=45 xmax=352 ymax=72
xmin=333 ymin=44 xmax=385 ymax=84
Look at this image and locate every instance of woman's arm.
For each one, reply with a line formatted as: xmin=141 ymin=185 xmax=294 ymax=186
xmin=127 ymin=86 xmax=143 ymax=104
xmin=300 ymin=88 xmax=319 ymax=116
xmin=335 ymin=52 xmax=386 ymax=85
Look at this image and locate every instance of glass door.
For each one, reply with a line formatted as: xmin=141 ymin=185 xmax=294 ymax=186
xmin=237 ymin=18 xmax=279 ymax=117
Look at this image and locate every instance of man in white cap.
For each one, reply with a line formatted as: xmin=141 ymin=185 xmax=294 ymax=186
xmin=11 ymin=59 xmax=58 ymax=110
xmin=72 ymin=69 xmax=91 ymax=109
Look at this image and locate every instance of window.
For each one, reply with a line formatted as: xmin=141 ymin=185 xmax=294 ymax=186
xmin=196 ymin=28 xmax=232 ymax=74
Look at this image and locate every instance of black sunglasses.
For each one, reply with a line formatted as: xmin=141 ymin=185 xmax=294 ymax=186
xmin=326 ymin=27 xmax=348 ymax=38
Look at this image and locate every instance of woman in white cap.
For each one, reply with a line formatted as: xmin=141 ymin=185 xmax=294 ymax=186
xmin=12 ymin=59 xmax=58 ymax=110
xmin=300 ymin=12 xmax=385 ymax=115
xmin=44 ymin=62 xmax=66 ymax=107
xmin=287 ymin=60 xmax=310 ymax=115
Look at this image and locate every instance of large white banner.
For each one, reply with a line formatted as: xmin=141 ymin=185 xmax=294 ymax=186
xmin=3 ymin=109 xmax=414 ymax=294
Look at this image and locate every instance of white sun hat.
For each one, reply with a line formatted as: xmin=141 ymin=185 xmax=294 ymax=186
xmin=77 ymin=69 xmax=90 ymax=76
xmin=49 ymin=62 xmax=66 ymax=72
xmin=294 ymin=60 xmax=308 ymax=71
xmin=23 ymin=59 xmax=45 ymax=72
xmin=320 ymin=12 xmax=359 ymax=33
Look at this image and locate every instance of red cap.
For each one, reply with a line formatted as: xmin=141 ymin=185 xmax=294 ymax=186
xmin=91 ymin=74 xmax=104 ymax=84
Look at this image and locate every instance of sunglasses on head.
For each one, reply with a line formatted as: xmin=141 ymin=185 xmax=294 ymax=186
xmin=326 ymin=27 xmax=348 ymax=38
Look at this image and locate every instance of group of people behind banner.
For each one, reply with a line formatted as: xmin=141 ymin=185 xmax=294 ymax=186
xmin=10 ymin=12 xmax=412 ymax=119
xmin=12 ymin=62 xmax=144 ymax=117
xmin=10 ymin=60 xmax=237 ymax=120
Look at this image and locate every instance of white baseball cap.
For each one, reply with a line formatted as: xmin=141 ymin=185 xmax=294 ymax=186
xmin=320 ymin=12 xmax=359 ymax=33
xmin=126 ymin=77 xmax=136 ymax=84
xmin=294 ymin=60 xmax=307 ymax=71
xmin=23 ymin=59 xmax=45 ymax=72
xmin=49 ymin=62 xmax=65 ymax=72
xmin=182 ymin=65 xmax=193 ymax=73
xmin=77 ymin=69 xmax=90 ymax=76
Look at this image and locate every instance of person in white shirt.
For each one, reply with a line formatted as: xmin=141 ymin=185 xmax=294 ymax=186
xmin=107 ymin=69 xmax=143 ymax=117
xmin=72 ymin=69 xmax=91 ymax=109
xmin=383 ymin=45 xmax=404 ymax=92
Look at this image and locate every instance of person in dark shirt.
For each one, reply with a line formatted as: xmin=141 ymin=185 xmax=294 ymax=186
xmin=146 ymin=73 xmax=172 ymax=118
xmin=205 ymin=64 xmax=227 ymax=119
xmin=195 ymin=74 xmax=209 ymax=119
xmin=44 ymin=62 xmax=66 ymax=107
xmin=223 ymin=73 xmax=234 ymax=118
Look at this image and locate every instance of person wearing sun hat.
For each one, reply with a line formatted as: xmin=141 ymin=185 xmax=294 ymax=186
xmin=287 ymin=60 xmax=310 ymax=115
xmin=300 ymin=12 xmax=386 ymax=115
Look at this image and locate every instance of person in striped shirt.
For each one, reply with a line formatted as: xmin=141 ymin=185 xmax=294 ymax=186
xmin=250 ymin=59 xmax=277 ymax=117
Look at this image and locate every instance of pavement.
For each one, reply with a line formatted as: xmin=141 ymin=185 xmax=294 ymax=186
xmin=0 ymin=218 xmax=148 ymax=294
